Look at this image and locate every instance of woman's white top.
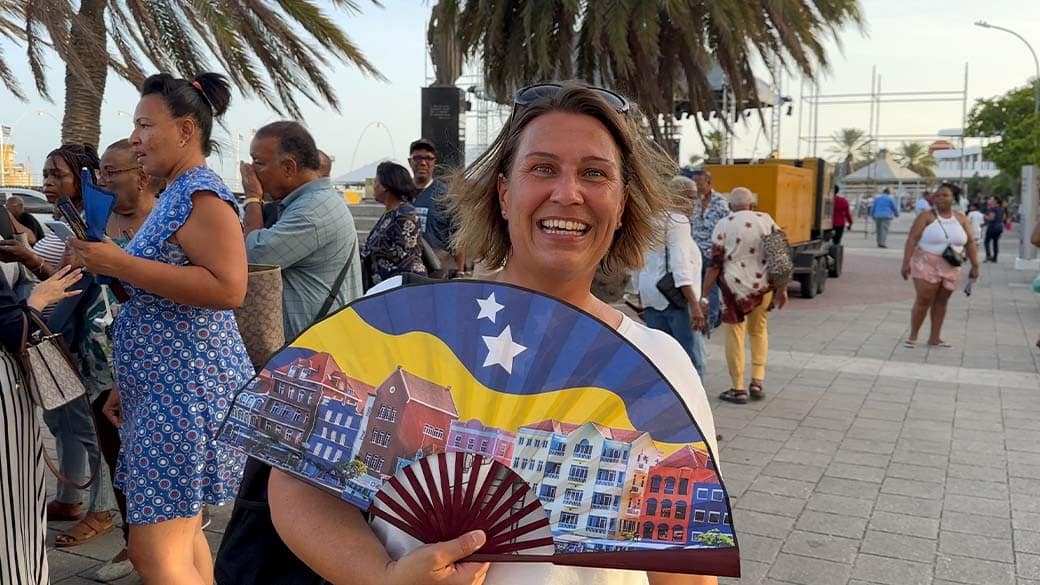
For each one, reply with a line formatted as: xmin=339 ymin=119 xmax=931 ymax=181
xmin=967 ymin=210 xmax=985 ymax=242
xmin=919 ymin=213 xmax=968 ymax=255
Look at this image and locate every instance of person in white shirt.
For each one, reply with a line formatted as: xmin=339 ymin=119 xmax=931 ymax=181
xmin=967 ymin=203 xmax=985 ymax=246
xmin=630 ymin=176 xmax=707 ymax=377
xmin=913 ymin=192 xmax=933 ymax=216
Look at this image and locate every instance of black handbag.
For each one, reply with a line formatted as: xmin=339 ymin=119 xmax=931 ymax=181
xmin=934 ymin=212 xmax=966 ymax=267
xmin=655 ymin=245 xmax=688 ymax=307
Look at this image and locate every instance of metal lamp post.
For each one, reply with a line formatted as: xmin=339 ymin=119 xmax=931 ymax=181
xmin=975 ymin=20 xmax=1040 ymax=266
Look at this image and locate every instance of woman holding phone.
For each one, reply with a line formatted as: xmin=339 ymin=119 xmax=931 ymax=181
xmin=69 ymin=72 xmax=251 ymax=584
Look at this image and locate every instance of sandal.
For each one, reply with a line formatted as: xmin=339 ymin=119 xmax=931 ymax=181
xmin=47 ymin=500 xmax=83 ymax=522
xmin=928 ymin=340 xmax=952 ymax=348
xmin=903 ymin=339 xmax=917 ymax=348
xmin=55 ymin=511 xmax=114 ymax=548
xmin=749 ymin=380 xmax=765 ymax=401
xmin=719 ymin=389 xmax=748 ymax=404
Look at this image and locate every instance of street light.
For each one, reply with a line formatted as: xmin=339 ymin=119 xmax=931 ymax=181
xmin=975 ymin=20 xmax=1040 ymax=267
xmin=974 ymin=21 xmax=1040 ymax=117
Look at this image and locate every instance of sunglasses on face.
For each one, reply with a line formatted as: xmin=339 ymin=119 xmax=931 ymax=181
xmin=513 ymin=83 xmax=631 ymax=114
xmin=410 ymin=155 xmax=436 ymax=164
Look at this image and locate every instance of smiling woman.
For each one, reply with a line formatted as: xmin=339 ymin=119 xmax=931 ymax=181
xmin=266 ymin=81 xmax=721 ymax=585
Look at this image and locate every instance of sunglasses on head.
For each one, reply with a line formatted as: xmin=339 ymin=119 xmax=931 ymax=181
xmin=513 ymin=83 xmax=630 ymax=114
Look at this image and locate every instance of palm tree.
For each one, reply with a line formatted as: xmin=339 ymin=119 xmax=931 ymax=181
xmin=0 ymin=0 xmax=384 ymax=148
xmin=827 ymin=127 xmax=871 ymax=164
xmin=433 ymin=0 xmax=864 ymax=149
xmin=894 ymin=141 xmax=937 ymax=177
xmin=704 ymin=130 xmax=725 ymax=162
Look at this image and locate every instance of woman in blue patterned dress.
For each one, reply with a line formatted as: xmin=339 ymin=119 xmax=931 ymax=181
xmin=69 ymin=72 xmax=251 ymax=585
xmin=361 ymin=161 xmax=427 ymax=288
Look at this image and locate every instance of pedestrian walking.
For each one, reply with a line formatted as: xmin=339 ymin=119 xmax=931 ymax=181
xmin=631 ymin=176 xmax=708 ymax=377
xmin=267 ymin=81 xmax=720 ymax=585
xmin=832 ymin=184 xmax=853 ymax=245
xmin=1 ymin=264 xmax=84 ymax=585
xmin=967 ymin=203 xmax=985 ymax=248
xmin=703 ymin=188 xmax=790 ymax=404
xmin=871 ymin=187 xmax=899 ymax=248
xmin=361 ymin=161 xmax=427 ymax=289
xmin=218 ymin=120 xmax=362 ymax=585
xmin=900 ymin=183 xmax=979 ymax=348
xmin=409 ymin=138 xmax=465 ymax=277
xmin=687 ymin=170 xmax=729 ymax=329
xmin=983 ymin=195 xmax=1005 ymax=262
xmin=914 ymin=191 xmax=934 ymax=216
xmin=69 ymin=72 xmax=251 ymax=585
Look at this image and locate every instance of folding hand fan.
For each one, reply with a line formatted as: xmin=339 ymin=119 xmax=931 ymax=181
xmin=219 ymin=280 xmax=740 ymax=577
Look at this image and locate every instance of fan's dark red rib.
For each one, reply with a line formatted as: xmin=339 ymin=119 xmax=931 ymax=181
xmin=374 ymin=490 xmax=427 ymax=535
xmin=402 ymin=465 xmax=442 ymax=537
xmin=368 ymin=506 xmax=427 ymax=542
xmin=462 ymin=457 xmax=499 ymax=532
xmin=450 ymin=453 xmax=465 ymax=519
xmin=484 ymin=517 xmax=553 ymax=551
xmin=485 ymin=498 xmax=548 ymax=537
xmin=481 ymin=482 xmax=530 ymax=529
xmin=417 ymin=457 xmax=447 ymax=536
xmin=480 ymin=537 xmax=557 ymax=555
xmin=436 ymin=455 xmax=454 ymax=529
xmin=384 ymin=476 xmax=435 ymax=536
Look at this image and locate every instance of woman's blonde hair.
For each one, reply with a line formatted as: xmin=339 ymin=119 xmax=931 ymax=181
xmin=446 ymin=81 xmax=682 ymax=273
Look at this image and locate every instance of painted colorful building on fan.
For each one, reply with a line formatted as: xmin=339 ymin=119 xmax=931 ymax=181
xmin=637 ymin=446 xmax=730 ymax=543
xmin=356 ymin=366 xmax=460 ymax=476
xmin=446 ymin=419 xmax=516 ymax=466
xmin=513 ymin=420 xmax=663 ymax=541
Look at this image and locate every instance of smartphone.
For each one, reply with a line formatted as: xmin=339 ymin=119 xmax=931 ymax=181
xmin=56 ymin=196 xmax=89 ymax=240
xmin=0 ymin=208 xmax=14 ymax=239
xmin=46 ymin=221 xmax=77 ymax=242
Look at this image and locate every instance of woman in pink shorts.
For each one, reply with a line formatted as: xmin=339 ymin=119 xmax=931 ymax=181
xmin=900 ymin=183 xmax=979 ymax=348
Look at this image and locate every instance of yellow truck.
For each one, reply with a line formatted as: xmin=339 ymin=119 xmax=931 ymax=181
xmin=705 ymin=158 xmax=840 ymax=298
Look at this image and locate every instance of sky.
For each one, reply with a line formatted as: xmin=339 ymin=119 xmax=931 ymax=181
xmin=1 ymin=0 xmax=1038 ymax=187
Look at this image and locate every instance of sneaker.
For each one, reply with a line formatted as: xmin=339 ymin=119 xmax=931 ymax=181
xmin=92 ymin=550 xmax=134 ymax=582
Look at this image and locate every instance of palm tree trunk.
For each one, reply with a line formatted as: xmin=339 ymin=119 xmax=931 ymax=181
xmin=61 ymin=0 xmax=108 ymax=149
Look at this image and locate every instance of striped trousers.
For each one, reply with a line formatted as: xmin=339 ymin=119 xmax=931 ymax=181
xmin=0 ymin=351 xmax=48 ymax=585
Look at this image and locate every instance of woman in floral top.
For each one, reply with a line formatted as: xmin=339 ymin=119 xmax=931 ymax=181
xmin=362 ymin=161 xmax=427 ymax=288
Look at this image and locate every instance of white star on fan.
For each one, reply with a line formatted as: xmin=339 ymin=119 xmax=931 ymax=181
xmin=481 ymin=326 xmax=527 ymax=374
xmin=476 ymin=293 xmax=504 ymax=323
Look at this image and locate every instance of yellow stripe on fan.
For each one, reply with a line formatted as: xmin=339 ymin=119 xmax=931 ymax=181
xmin=292 ymin=308 xmax=704 ymax=456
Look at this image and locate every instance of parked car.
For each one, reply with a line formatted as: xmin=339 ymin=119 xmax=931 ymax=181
xmin=0 ymin=187 xmax=52 ymax=214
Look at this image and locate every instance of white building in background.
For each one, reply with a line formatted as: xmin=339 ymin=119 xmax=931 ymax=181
xmin=933 ymin=145 xmax=999 ymax=181
xmin=513 ymin=420 xmax=663 ymax=540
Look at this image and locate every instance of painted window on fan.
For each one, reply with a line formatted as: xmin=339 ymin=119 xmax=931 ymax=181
xmin=675 ymin=501 xmax=688 ymax=520
xmin=696 ymin=488 xmax=709 ymax=500
xmin=649 ymin=476 xmax=662 ymax=493
xmin=539 ymin=485 xmax=556 ymax=501
xmin=694 ymin=509 xmax=706 ymax=522
xmin=453 ymin=435 xmax=462 ymax=448
xmin=568 ymin=465 xmax=589 ymax=483
xmin=645 ymin=498 xmax=658 ymax=515
xmin=660 ymin=500 xmax=673 ymax=518
xmin=573 ymin=439 xmax=593 ymax=460
xmin=545 ymin=461 xmax=561 ymax=478
xmin=679 ymin=478 xmax=690 ymax=495
xmin=708 ymin=511 xmax=720 ymax=524
xmin=664 ymin=477 xmax=676 ymax=494
xmin=712 ymin=489 xmax=724 ymax=501
xmin=371 ymin=430 xmax=391 ymax=447
xmin=559 ymin=512 xmax=579 ymax=530
xmin=563 ymin=488 xmax=584 ymax=507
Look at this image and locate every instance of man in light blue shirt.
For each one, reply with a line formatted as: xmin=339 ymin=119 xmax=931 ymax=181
xmin=870 ymin=187 xmax=900 ymax=248
xmin=220 ymin=120 xmax=361 ymax=585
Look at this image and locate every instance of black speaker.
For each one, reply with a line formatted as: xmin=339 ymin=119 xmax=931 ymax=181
xmin=421 ymin=86 xmax=466 ymax=171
